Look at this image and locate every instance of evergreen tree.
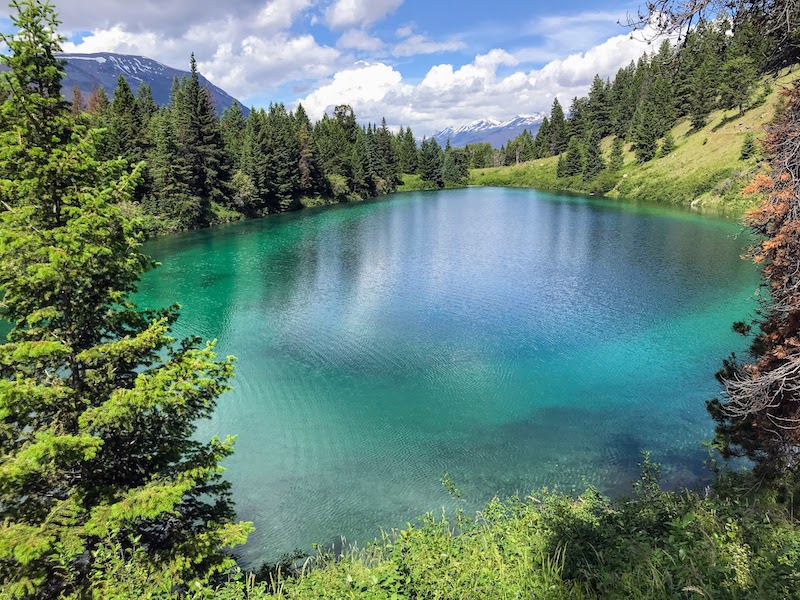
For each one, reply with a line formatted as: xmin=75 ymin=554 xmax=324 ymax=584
xmin=397 ymin=126 xmax=419 ymax=174
xmin=261 ymin=103 xmax=301 ymax=211
xmin=549 ymin=98 xmax=568 ymax=155
xmin=632 ymin=83 xmax=662 ymax=163
xmin=560 ymin=137 xmax=583 ymax=177
xmin=442 ymin=140 xmax=468 ymax=185
xmin=740 ymin=133 xmax=758 ymax=160
xmin=582 ymin=129 xmax=605 ymax=180
xmin=150 ymin=110 xmax=200 ymax=223
xmin=608 ymin=137 xmax=625 ymax=171
xmin=171 ymin=55 xmax=230 ymax=224
xmin=0 ymin=3 xmax=250 ymax=596
xmin=296 ymin=106 xmax=325 ymax=197
xmin=659 ymin=131 xmax=676 ymax=157
xmin=532 ymin=117 xmax=551 ymax=158
xmin=720 ymin=34 xmax=758 ymax=116
xmin=586 ymin=75 xmax=612 ymax=137
xmin=110 ymin=75 xmax=143 ymax=164
xmin=418 ymin=137 xmax=444 ymax=188
xmin=220 ymin=102 xmax=247 ymax=170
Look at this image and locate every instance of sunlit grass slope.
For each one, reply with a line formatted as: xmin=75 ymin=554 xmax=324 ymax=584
xmin=470 ymin=72 xmax=799 ymax=216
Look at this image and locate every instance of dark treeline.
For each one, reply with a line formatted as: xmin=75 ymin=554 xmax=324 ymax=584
xmin=496 ymin=14 xmax=772 ymax=186
xmin=74 ymin=59 xmax=436 ymax=233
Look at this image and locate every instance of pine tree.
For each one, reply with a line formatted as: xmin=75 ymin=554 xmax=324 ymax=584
xmin=532 ymin=117 xmax=551 ymax=158
xmin=0 ymin=2 xmax=251 ymax=596
xmin=150 ymin=110 xmax=200 ymax=223
xmin=220 ymin=102 xmax=247 ymax=170
xmin=397 ymin=126 xmax=419 ymax=174
xmin=442 ymin=140 xmax=468 ymax=185
xmin=549 ymin=98 xmax=568 ymax=155
xmin=171 ymin=55 xmax=230 ymax=224
xmin=110 ymin=75 xmax=143 ymax=164
xmin=608 ymin=137 xmax=625 ymax=171
xmin=582 ymin=129 xmax=605 ymax=180
xmin=296 ymin=107 xmax=324 ymax=197
xmin=659 ymin=131 xmax=676 ymax=157
xmin=135 ymin=83 xmax=158 ymax=128
xmin=561 ymin=137 xmax=583 ymax=177
xmin=740 ymin=133 xmax=758 ymax=160
xmin=418 ymin=137 xmax=444 ymax=188
xmin=720 ymin=32 xmax=759 ymax=116
xmin=586 ymin=75 xmax=612 ymax=137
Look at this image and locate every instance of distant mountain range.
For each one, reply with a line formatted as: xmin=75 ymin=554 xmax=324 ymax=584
xmin=57 ymin=52 xmax=248 ymax=115
xmin=432 ymin=114 xmax=546 ymax=148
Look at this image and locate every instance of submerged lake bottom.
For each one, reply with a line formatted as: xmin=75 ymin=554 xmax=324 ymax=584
xmin=139 ymin=187 xmax=758 ymax=566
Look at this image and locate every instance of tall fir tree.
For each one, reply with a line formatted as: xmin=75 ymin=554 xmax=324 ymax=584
xmin=0 ymin=2 xmax=251 ymax=597
xmin=549 ymin=98 xmax=568 ymax=155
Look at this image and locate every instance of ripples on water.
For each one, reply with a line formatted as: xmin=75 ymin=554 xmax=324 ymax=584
xmin=138 ymin=188 xmax=758 ymax=565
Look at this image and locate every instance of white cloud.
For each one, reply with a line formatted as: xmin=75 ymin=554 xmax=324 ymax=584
xmin=325 ymin=0 xmax=404 ymax=29
xmin=57 ymin=0 xmax=343 ymax=100
xmin=298 ymin=30 xmax=655 ymax=135
xmin=255 ymin=0 xmax=313 ymax=30
xmin=301 ymin=61 xmax=409 ymax=117
xmin=391 ymin=29 xmax=465 ymax=57
xmin=201 ymin=34 xmax=341 ymax=98
xmin=337 ymin=29 xmax=385 ymax=52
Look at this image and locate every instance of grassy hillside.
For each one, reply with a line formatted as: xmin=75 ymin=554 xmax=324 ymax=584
xmin=470 ymin=72 xmax=798 ymax=216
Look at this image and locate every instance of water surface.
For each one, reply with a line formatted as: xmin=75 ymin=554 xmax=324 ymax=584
xmin=138 ymin=188 xmax=759 ymax=565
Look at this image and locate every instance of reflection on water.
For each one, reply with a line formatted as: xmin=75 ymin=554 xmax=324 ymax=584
xmin=138 ymin=188 xmax=758 ymax=566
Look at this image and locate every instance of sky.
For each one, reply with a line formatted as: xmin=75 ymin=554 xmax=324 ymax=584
xmin=1 ymin=0 xmax=662 ymax=135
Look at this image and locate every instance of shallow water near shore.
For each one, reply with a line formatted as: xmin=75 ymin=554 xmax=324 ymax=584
xmin=138 ymin=187 xmax=759 ymax=566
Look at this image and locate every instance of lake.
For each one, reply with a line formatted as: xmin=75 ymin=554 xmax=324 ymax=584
xmin=138 ymin=187 xmax=759 ymax=566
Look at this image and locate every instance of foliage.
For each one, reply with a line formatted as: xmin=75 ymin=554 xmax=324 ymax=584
xmin=85 ymin=465 xmax=800 ymax=599
xmin=711 ymin=83 xmax=800 ymax=475
xmin=740 ymin=132 xmax=759 ymax=160
xmin=0 ymin=2 xmax=251 ymax=596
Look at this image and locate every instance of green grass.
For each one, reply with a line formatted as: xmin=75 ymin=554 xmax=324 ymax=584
xmin=91 ymin=465 xmax=800 ymax=599
xmin=470 ymin=73 xmax=799 ymax=217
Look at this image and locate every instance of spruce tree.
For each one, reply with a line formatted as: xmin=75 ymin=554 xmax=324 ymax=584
xmin=220 ymin=102 xmax=246 ymax=170
xmin=582 ymin=129 xmax=605 ymax=180
xmin=0 ymin=2 xmax=250 ymax=596
xmin=418 ymin=137 xmax=444 ymax=188
xmin=561 ymin=136 xmax=583 ymax=177
xmin=659 ymin=132 xmax=676 ymax=157
xmin=608 ymin=137 xmax=625 ymax=171
xmin=549 ymin=98 xmax=568 ymax=155
xmin=397 ymin=126 xmax=419 ymax=174
xmin=110 ymin=75 xmax=143 ymax=164
xmin=532 ymin=117 xmax=551 ymax=158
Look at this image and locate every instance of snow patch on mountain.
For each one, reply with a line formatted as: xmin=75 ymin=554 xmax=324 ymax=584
xmin=58 ymin=52 xmax=248 ymax=116
xmin=432 ymin=113 xmax=546 ymax=148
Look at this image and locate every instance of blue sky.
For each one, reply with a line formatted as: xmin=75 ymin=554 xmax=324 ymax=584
xmin=1 ymin=0 xmax=656 ymax=134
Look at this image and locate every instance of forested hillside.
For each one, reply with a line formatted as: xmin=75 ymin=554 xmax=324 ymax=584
xmin=76 ymin=59 xmax=430 ymax=235
xmin=471 ymin=15 xmax=793 ymax=213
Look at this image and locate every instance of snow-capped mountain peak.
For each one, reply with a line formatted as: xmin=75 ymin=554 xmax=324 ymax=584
xmin=57 ymin=52 xmax=247 ymax=116
xmin=432 ymin=113 xmax=547 ymax=148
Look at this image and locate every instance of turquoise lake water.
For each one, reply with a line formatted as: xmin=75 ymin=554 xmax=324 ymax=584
xmin=138 ymin=187 xmax=759 ymax=565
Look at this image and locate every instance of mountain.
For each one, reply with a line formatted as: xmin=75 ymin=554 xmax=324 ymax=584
xmin=57 ymin=52 xmax=248 ymax=115
xmin=432 ymin=114 xmax=546 ymax=148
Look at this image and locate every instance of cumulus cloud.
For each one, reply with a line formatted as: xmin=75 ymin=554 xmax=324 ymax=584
xmin=298 ymin=30 xmax=656 ymax=135
xmin=325 ymin=0 xmax=404 ymax=30
xmin=57 ymin=0 xmax=343 ymax=99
